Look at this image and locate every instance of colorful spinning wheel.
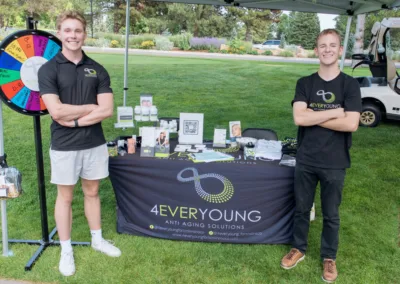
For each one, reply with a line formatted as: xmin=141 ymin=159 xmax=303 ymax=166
xmin=0 ymin=30 xmax=61 ymax=116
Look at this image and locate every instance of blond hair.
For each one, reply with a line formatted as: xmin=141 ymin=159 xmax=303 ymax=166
xmin=56 ymin=11 xmax=87 ymax=31
xmin=316 ymin=29 xmax=341 ymax=47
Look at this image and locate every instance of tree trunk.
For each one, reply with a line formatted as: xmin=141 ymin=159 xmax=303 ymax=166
xmin=113 ymin=0 xmax=124 ymax=33
xmin=193 ymin=23 xmax=199 ymax=37
xmin=353 ymin=14 xmax=365 ymax=54
xmin=245 ymin=26 xmax=252 ymax=42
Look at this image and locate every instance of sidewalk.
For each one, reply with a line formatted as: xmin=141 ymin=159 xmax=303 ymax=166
xmin=0 ymin=280 xmax=32 ymax=284
xmin=83 ymin=46 xmax=354 ymax=66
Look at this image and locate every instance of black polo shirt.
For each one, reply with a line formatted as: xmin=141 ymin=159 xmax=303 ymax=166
xmin=38 ymin=51 xmax=113 ymax=151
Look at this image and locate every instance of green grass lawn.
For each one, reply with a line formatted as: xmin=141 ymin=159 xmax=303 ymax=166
xmin=0 ymin=54 xmax=399 ymax=283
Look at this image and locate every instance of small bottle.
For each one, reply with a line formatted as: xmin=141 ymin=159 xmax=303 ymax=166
xmin=127 ymin=138 xmax=136 ymax=154
xmin=141 ymin=106 xmax=150 ymax=121
xmin=150 ymin=106 xmax=158 ymax=121
xmin=134 ymin=106 xmax=141 ymax=121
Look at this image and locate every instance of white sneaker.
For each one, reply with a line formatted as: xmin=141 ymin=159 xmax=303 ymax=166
xmin=91 ymin=239 xmax=121 ymax=257
xmin=59 ymin=251 xmax=75 ymax=276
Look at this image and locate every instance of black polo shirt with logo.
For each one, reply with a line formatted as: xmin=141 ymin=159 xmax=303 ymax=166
xmin=38 ymin=52 xmax=113 ymax=151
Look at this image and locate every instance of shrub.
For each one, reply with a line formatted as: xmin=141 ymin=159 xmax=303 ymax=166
xmin=285 ymin=44 xmax=300 ymax=53
xmin=190 ymin=37 xmax=226 ymax=50
xmin=228 ymin=38 xmax=241 ymax=53
xmin=220 ymin=50 xmax=228 ymax=54
xmin=241 ymin=41 xmax=253 ymax=53
xmin=208 ymin=46 xmax=219 ymax=53
xmin=247 ymin=50 xmax=258 ymax=55
xmin=140 ymin=40 xmax=155 ymax=49
xmin=129 ymin=34 xmax=156 ymax=46
xmin=170 ymin=33 xmax=192 ymax=50
xmin=279 ymin=50 xmax=294 ymax=57
xmin=119 ymin=27 xmax=126 ymax=35
xmin=263 ymin=50 xmax=273 ymax=56
xmin=307 ymin=51 xmax=318 ymax=58
xmin=85 ymin=38 xmax=98 ymax=47
xmin=110 ymin=40 xmax=120 ymax=48
xmin=155 ymin=37 xmax=173 ymax=51
xmin=98 ymin=32 xmax=124 ymax=43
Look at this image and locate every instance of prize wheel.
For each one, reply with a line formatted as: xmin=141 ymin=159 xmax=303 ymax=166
xmin=0 ymin=30 xmax=61 ymax=116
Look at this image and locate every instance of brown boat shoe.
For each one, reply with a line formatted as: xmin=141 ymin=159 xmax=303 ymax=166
xmin=280 ymin=248 xmax=305 ymax=269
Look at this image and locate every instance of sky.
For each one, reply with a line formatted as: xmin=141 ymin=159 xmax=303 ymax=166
xmin=318 ymin=13 xmax=337 ymax=30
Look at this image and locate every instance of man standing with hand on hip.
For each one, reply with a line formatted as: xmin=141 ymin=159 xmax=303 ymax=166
xmin=280 ymin=29 xmax=361 ymax=283
xmin=38 ymin=11 xmax=121 ymax=277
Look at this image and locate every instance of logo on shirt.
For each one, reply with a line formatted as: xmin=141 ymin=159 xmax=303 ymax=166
xmin=316 ymin=90 xmax=335 ymax=103
xmin=84 ymin=68 xmax=97 ymax=78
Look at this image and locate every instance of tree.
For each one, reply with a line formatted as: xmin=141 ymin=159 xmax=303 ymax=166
xmin=353 ymin=14 xmax=366 ymax=54
xmin=276 ymin=13 xmax=290 ymax=40
xmin=227 ymin=7 xmax=280 ymax=42
xmin=288 ymin=12 xmax=320 ymax=49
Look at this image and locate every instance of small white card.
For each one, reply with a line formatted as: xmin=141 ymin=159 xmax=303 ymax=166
xmin=213 ymin=128 xmax=227 ymax=147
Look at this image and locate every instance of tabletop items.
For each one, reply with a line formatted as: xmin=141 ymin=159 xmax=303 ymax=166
xmin=111 ymin=94 xmax=298 ymax=165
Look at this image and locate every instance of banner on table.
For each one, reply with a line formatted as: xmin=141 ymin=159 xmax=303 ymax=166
xmin=110 ymin=156 xmax=295 ymax=244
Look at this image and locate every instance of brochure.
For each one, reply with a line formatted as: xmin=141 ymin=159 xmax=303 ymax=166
xmin=140 ymin=127 xmax=156 ymax=157
xmin=190 ymin=151 xmax=234 ymax=163
xmin=155 ymin=128 xmax=170 ymax=157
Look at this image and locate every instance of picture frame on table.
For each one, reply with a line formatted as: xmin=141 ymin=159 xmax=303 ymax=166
xmin=179 ymin=113 xmax=204 ymax=145
xmin=229 ymin=121 xmax=242 ymax=140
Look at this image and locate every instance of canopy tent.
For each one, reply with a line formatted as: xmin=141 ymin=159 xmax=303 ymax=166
xmin=119 ymin=0 xmax=400 ymax=106
xmin=152 ymin=0 xmax=400 ymax=15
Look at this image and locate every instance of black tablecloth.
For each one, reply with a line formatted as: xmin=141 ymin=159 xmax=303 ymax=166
xmin=109 ymin=150 xmax=295 ymax=244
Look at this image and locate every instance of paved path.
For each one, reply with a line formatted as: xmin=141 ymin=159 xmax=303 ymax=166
xmin=0 ymin=280 xmax=32 ymax=284
xmin=83 ymin=47 xmax=400 ymax=68
xmin=83 ymin=46 xmax=354 ymax=65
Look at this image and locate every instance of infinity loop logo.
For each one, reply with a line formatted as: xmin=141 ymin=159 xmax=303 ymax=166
xmin=177 ymin=168 xmax=234 ymax=203
xmin=316 ymin=90 xmax=335 ymax=103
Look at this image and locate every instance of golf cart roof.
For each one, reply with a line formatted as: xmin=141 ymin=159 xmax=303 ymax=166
xmin=152 ymin=0 xmax=400 ymax=16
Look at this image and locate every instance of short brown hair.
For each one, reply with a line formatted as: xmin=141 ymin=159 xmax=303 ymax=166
xmin=56 ymin=11 xmax=87 ymax=31
xmin=316 ymin=29 xmax=341 ymax=47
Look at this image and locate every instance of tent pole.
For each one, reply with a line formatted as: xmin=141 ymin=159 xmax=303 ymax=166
xmin=340 ymin=16 xmax=353 ymax=71
xmin=0 ymin=101 xmax=9 ymax=257
xmin=123 ymin=0 xmax=131 ymax=107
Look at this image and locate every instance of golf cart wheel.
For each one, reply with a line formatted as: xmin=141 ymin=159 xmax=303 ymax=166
xmin=360 ymin=104 xmax=381 ymax=127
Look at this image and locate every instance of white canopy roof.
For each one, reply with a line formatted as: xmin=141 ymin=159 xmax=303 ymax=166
xmin=152 ymin=0 xmax=400 ymax=15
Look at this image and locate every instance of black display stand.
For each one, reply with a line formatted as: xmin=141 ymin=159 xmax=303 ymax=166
xmin=4 ymin=17 xmax=90 ymax=271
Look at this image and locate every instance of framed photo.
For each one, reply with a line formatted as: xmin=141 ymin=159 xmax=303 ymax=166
xmin=140 ymin=94 xmax=153 ymax=107
xmin=229 ymin=121 xmax=242 ymax=138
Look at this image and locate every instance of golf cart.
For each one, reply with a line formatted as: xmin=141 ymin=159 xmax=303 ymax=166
xmin=353 ymin=18 xmax=400 ymax=127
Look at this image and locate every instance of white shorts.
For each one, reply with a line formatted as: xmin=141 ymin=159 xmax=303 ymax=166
xmin=50 ymin=144 xmax=109 ymax=185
